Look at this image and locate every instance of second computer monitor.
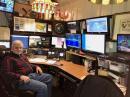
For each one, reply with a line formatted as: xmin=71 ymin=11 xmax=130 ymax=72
xmin=82 ymin=34 xmax=105 ymax=54
xmin=51 ymin=36 xmax=66 ymax=49
xmin=11 ymin=35 xmax=29 ymax=49
xmin=66 ymin=33 xmax=81 ymax=49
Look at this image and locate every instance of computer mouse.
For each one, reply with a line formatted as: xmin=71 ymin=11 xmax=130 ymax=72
xmin=60 ymin=64 xmax=63 ymax=66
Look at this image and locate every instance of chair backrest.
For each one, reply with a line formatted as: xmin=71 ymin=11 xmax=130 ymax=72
xmin=73 ymin=75 xmax=124 ymax=97
xmin=125 ymin=69 xmax=130 ymax=97
xmin=0 ymin=73 xmax=18 ymax=97
xmin=0 ymin=51 xmax=18 ymax=97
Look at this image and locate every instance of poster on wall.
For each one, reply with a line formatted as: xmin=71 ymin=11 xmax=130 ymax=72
xmin=0 ymin=27 xmax=10 ymax=40
xmin=113 ymin=13 xmax=130 ymax=40
xmin=14 ymin=16 xmax=35 ymax=32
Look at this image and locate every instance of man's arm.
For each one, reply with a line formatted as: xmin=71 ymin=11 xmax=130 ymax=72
xmin=23 ymin=54 xmax=43 ymax=73
xmin=1 ymin=56 xmax=21 ymax=80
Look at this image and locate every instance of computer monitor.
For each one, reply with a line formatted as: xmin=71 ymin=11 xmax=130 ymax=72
xmin=67 ymin=21 xmax=77 ymax=30
xmin=0 ymin=41 xmax=10 ymax=48
xmin=41 ymin=37 xmax=51 ymax=48
xmin=66 ymin=33 xmax=81 ymax=49
xmin=51 ymin=37 xmax=66 ymax=49
xmin=29 ymin=36 xmax=51 ymax=48
xmin=82 ymin=34 xmax=105 ymax=54
xmin=86 ymin=17 xmax=109 ymax=33
xmin=0 ymin=0 xmax=14 ymax=13
xmin=11 ymin=35 xmax=29 ymax=49
xmin=117 ymin=34 xmax=130 ymax=53
xmin=29 ymin=36 xmax=41 ymax=48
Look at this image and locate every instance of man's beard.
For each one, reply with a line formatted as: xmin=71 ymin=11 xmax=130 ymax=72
xmin=12 ymin=51 xmax=23 ymax=55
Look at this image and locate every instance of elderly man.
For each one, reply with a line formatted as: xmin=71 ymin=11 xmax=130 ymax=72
xmin=1 ymin=40 xmax=53 ymax=97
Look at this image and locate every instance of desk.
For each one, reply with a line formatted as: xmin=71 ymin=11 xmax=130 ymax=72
xmin=29 ymin=58 xmax=89 ymax=80
xmin=56 ymin=60 xmax=88 ymax=80
xmin=29 ymin=57 xmax=89 ymax=97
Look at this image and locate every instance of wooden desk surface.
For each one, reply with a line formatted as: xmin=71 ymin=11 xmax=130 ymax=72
xmin=57 ymin=60 xmax=89 ymax=80
xmin=29 ymin=58 xmax=89 ymax=80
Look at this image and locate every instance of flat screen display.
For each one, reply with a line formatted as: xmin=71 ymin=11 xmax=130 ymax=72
xmin=51 ymin=37 xmax=66 ymax=49
xmin=117 ymin=34 xmax=130 ymax=53
xmin=29 ymin=36 xmax=51 ymax=48
xmin=41 ymin=37 xmax=51 ymax=48
xmin=67 ymin=21 xmax=77 ymax=30
xmin=82 ymin=34 xmax=105 ymax=54
xmin=66 ymin=33 xmax=81 ymax=49
xmin=0 ymin=0 xmax=14 ymax=13
xmin=11 ymin=35 xmax=29 ymax=49
xmin=29 ymin=36 xmax=41 ymax=48
xmin=86 ymin=17 xmax=108 ymax=33
xmin=0 ymin=41 xmax=10 ymax=48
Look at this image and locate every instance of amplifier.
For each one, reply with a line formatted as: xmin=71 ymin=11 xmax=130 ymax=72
xmin=97 ymin=57 xmax=110 ymax=69
xmin=109 ymin=61 xmax=129 ymax=73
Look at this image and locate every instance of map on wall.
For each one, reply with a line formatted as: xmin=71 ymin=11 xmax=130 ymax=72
xmin=35 ymin=22 xmax=47 ymax=33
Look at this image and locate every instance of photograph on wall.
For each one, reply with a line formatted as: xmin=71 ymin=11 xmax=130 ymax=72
xmin=113 ymin=13 xmax=130 ymax=40
xmin=48 ymin=24 xmax=52 ymax=32
xmin=35 ymin=22 xmax=47 ymax=33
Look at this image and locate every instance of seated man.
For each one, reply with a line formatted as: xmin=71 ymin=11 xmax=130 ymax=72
xmin=1 ymin=40 xmax=53 ymax=97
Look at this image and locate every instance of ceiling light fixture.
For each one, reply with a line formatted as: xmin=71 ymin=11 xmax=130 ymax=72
xmin=89 ymin=0 xmax=127 ymax=5
xmin=32 ymin=0 xmax=58 ymax=14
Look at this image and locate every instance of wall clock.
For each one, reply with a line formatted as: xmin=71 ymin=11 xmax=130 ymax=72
xmin=54 ymin=23 xmax=65 ymax=34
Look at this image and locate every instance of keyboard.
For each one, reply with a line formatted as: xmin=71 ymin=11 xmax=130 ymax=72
xmin=29 ymin=58 xmax=47 ymax=63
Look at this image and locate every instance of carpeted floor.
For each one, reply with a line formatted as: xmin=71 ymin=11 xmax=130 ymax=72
xmin=52 ymin=86 xmax=66 ymax=97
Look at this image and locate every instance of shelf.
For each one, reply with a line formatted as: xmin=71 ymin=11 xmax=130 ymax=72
xmin=66 ymin=51 xmax=96 ymax=61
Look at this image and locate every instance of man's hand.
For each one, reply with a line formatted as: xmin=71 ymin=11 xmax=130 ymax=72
xmin=36 ymin=66 xmax=43 ymax=74
xmin=20 ymin=75 xmax=30 ymax=83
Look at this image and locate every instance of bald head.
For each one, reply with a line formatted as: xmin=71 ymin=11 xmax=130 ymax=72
xmin=11 ymin=40 xmax=24 ymax=55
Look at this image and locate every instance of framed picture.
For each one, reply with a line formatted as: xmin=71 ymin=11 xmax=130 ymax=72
xmin=14 ymin=16 xmax=35 ymax=32
xmin=35 ymin=22 xmax=47 ymax=33
xmin=113 ymin=13 xmax=130 ymax=40
xmin=48 ymin=24 xmax=52 ymax=32
xmin=14 ymin=2 xmax=32 ymax=17
xmin=0 ymin=27 xmax=10 ymax=40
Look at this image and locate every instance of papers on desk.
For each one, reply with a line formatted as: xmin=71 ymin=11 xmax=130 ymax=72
xmin=116 ymin=83 xmax=126 ymax=95
xmin=29 ymin=58 xmax=57 ymax=65
xmin=29 ymin=58 xmax=47 ymax=63
xmin=45 ymin=60 xmax=56 ymax=64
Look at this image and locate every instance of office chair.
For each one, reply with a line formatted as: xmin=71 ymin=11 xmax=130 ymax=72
xmin=73 ymin=75 xmax=124 ymax=97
